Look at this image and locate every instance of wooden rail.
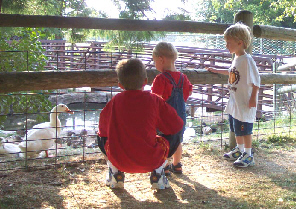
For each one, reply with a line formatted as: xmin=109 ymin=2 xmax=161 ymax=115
xmin=1 ymin=70 xmax=296 ymax=94
xmin=0 ymin=14 xmax=296 ymax=41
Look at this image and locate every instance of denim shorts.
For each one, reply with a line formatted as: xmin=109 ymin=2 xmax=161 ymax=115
xmin=228 ymin=115 xmax=253 ymax=136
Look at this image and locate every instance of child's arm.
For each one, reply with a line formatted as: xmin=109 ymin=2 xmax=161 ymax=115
xmin=151 ymin=76 xmax=165 ymax=98
xmin=249 ymin=84 xmax=259 ymax=108
xmin=206 ymin=67 xmax=229 ymax=75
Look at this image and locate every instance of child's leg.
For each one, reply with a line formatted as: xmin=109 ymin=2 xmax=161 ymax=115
xmin=106 ymin=159 xmax=125 ymax=188
xmin=236 ymin=136 xmax=245 ymax=153
xmin=151 ymin=160 xmax=170 ymax=189
xmin=107 ymin=159 xmax=118 ymax=174
xmin=161 ymin=133 xmax=181 ymax=174
xmin=233 ymin=134 xmax=254 ymax=167
xmin=170 ymin=143 xmax=183 ymax=173
xmin=155 ymin=160 xmax=168 ymax=174
xmin=172 ymin=143 xmax=182 ymax=166
xmin=243 ymin=134 xmax=252 ymax=156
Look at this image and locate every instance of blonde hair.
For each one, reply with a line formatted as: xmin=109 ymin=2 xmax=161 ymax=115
xmin=115 ymin=58 xmax=147 ymax=90
xmin=152 ymin=42 xmax=178 ymax=60
xmin=224 ymin=23 xmax=252 ymax=49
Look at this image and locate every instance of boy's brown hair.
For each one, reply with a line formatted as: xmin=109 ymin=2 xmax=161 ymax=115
xmin=116 ymin=58 xmax=147 ymax=90
xmin=153 ymin=42 xmax=178 ymax=60
xmin=224 ymin=23 xmax=252 ymax=49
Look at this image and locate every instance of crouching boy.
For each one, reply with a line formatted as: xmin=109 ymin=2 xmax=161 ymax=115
xmin=97 ymin=58 xmax=183 ymax=190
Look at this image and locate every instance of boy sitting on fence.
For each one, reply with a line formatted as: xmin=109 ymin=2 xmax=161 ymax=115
xmin=207 ymin=23 xmax=260 ymax=167
xmin=97 ymin=58 xmax=183 ymax=189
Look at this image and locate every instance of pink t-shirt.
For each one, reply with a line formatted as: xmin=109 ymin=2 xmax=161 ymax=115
xmin=98 ymin=90 xmax=183 ymax=173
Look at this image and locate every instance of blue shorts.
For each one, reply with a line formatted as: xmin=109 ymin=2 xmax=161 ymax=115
xmin=228 ymin=115 xmax=253 ymax=136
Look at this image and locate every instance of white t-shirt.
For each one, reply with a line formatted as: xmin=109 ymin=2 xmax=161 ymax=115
xmin=225 ymin=54 xmax=261 ymax=123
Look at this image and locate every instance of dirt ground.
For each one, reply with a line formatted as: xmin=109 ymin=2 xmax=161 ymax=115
xmin=0 ymin=141 xmax=295 ymax=209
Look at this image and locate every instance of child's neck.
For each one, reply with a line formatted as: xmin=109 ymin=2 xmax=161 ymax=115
xmin=235 ymin=49 xmax=246 ymax=56
xmin=163 ymin=63 xmax=177 ymax=72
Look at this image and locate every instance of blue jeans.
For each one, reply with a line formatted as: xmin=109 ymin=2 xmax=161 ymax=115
xmin=229 ymin=115 xmax=253 ymax=136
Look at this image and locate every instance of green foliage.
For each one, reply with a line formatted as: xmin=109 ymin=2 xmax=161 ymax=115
xmin=89 ymin=0 xmax=167 ymax=51
xmin=164 ymin=14 xmax=191 ymax=21
xmin=267 ymin=135 xmax=295 ymax=144
xmin=0 ymin=28 xmax=47 ymax=72
xmin=98 ymin=30 xmax=165 ymax=52
xmin=114 ymin=0 xmax=153 ymax=19
xmin=0 ymin=28 xmax=52 ymax=127
xmin=0 ymin=93 xmax=52 ymax=130
xmin=199 ymin=0 xmax=296 ymax=28
xmin=1 ymin=0 xmax=97 ymax=41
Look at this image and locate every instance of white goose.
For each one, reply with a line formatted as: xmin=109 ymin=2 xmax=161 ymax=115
xmin=0 ymin=138 xmax=21 ymax=158
xmin=19 ymin=104 xmax=73 ymax=158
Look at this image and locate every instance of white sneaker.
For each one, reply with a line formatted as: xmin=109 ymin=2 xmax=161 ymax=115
xmin=233 ymin=152 xmax=255 ymax=167
xmin=150 ymin=170 xmax=170 ymax=190
xmin=106 ymin=168 xmax=125 ymax=188
xmin=223 ymin=146 xmax=242 ymax=161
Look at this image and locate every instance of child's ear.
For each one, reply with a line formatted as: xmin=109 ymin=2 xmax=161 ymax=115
xmin=143 ymin=78 xmax=148 ymax=86
xmin=238 ymin=40 xmax=244 ymax=46
xmin=118 ymin=82 xmax=125 ymax=90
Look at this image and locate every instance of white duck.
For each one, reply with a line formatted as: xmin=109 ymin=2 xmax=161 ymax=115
xmin=19 ymin=104 xmax=73 ymax=158
xmin=0 ymin=138 xmax=21 ymax=158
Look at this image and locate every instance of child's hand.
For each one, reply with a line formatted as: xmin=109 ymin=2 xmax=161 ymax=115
xmin=249 ymin=97 xmax=257 ymax=108
xmin=206 ymin=67 xmax=217 ymax=73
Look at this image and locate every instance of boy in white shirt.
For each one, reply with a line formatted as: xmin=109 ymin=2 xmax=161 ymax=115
xmin=207 ymin=23 xmax=260 ymax=167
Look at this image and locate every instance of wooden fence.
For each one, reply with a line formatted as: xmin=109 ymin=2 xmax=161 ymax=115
xmin=0 ymin=12 xmax=296 ymax=168
xmin=28 ymin=40 xmax=296 ymax=119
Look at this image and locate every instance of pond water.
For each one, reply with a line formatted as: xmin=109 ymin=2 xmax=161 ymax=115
xmin=0 ymin=103 xmax=106 ymax=134
xmin=1 ymin=102 xmax=197 ymax=142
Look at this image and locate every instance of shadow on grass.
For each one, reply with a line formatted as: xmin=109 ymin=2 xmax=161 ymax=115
xmin=109 ymin=173 xmax=251 ymax=208
xmin=0 ymin=157 xmax=105 ymax=208
xmin=1 ymin=145 xmax=295 ymax=208
xmin=201 ymin=143 xmax=296 ymax=194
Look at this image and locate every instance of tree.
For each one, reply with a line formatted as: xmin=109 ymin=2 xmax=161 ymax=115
xmin=92 ymin=0 xmax=190 ymax=51
xmin=199 ymin=0 xmax=296 ymax=28
xmin=1 ymin=0 xmax=96 ymax=41
xmin=0 ymin=27 xmax=52 ymax=122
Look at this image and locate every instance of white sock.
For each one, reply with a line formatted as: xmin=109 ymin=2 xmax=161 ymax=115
xmin=107 ymin=160 xmax=118 ymax=174
xmin=237 ymin=144 xmax=244 ymax=153
xmin=154 ymin=160 xmax=168 ymax=174
xmin=244 ymin=148 xmax=252 ymax=156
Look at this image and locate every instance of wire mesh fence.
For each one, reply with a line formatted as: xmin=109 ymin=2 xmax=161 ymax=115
xmin=0 ymin=41 xmax=295 ymax=172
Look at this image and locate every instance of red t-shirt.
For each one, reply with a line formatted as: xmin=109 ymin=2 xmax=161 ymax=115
xmin=151 ymin=71 xmax=193 ymax=101
xmin=98 ymin=90 xmax=183 ymax=173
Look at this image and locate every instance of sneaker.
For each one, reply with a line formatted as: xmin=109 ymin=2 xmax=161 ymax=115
xmin=233 ymin=152 xmax=255 ymax=167
xmin=223 ymin=146 xmax=242 ymax=161
xmin=106 ymin=168 xmax=125 ymax=188
xmin=150 ymin=170 xmax=170 ymax=190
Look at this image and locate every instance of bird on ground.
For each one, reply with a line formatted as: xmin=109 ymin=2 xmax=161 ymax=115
xmin=19 ymin=104 xmax=73 ymax=158
xmin=0 ymin=137 xmax=21 ymax=158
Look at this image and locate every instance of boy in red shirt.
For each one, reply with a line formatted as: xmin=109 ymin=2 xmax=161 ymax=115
xmin=97 ymin=58 xmax=184 ymax=189
xmin=151 ymin=42 xmax=193 ymax=175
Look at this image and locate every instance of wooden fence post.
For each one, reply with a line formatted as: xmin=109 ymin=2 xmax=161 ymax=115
xmin=227 ymin=11 xmax=254 ymax=149
xmin=234 ymin=10 xmax=254 ymax=54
